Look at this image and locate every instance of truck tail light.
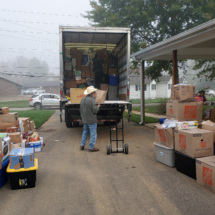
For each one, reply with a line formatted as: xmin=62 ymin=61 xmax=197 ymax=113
xmin=30 ymin=98 xmax=33 ymax=102
xmin=60 ymin=90 xmax=63 ymax=96
xmin=127 ymin=89 xmax=129 ymax=96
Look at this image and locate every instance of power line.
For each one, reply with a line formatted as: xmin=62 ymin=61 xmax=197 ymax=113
xmin=2 ymin=9 xmax=81 ymax=17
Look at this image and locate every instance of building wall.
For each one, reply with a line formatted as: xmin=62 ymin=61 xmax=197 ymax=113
xmin=130 ymin=84 xmax=150 ymax=99
xmin=0 ymin=78 xmax=21 ymax=96
xmin=167 ymin=78 xmax=172 ymax=98
xmin=149 ymin=80 xmax=157 ymax=99
xmin=156 ymin=82 xmax=168 ymax=98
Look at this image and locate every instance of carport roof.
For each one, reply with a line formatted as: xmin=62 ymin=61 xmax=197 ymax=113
xmin=131 ymin=18 xmax=215 ymax=61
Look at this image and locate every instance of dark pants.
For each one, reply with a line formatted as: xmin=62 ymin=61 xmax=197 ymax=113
xmin=95 ymin=72 xmax=103 ymax=89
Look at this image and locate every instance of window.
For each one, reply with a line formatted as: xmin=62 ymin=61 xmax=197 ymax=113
xmin=168 ymin=84 xmax=172 ymax=90
xmin=135 ymin=85 xmax=141 ymax=91
xmin=43 ymin=95 xmax=51 ymax=98
xmin=151 ymin=84 xmax=156 ymax=90
xmin=144 ymin=84 xmax=147 ymax=91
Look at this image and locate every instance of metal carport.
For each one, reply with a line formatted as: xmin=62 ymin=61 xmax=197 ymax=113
xmin=131 ymin=18 xmax=215 ymax=125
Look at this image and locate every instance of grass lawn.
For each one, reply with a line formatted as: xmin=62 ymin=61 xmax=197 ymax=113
xmin=0 ymin=100 xmax=30 ymax=108
xmin=130 ymin=98 xmax=169 ymax=104
xmin=123 ymin=111 xmax=159 ymax=124
xmin=13 ymin=110 xmax=55 ymax=128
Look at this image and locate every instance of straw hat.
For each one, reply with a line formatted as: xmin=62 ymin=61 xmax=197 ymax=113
xmin=84 ymin=86 xmax=97 ymax=95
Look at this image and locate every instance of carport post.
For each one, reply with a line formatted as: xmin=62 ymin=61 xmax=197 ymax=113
xmin=140 ymin=60 xmax=145 ymax=125
xmin=172 ymin=50 xmax=179 ymax=85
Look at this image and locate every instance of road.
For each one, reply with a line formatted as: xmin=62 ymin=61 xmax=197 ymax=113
xmin=1 ymin=111 xmax=215 ymax=215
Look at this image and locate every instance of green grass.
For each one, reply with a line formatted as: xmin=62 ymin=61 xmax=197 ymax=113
xmin=14 ymin=110 xmax=55 ymax=128
xmin=123 ymin=111 xmax=159 ymax=123
xmin=130 ymin=98 xmax=169 ymax=104
xmin=0 ymin=100 xmax=30 ymax=108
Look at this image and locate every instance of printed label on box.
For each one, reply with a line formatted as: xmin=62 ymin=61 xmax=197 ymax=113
xmin=201 ymin=141 xmax=206 ymax=148
xmin=179 ymin=134 xmax=186 ymax=149
xmin=158 ymin=130 xmax=166 ymax=142
xmin=170 ymin=109 xmax=173 ymax=114
xmin=203 ymin=166 xmax=212 ymax=186
xmin=184 ymin=106 xmax=197 ymax=119
xmin=77 ymin=94 xmax=85 ymax=99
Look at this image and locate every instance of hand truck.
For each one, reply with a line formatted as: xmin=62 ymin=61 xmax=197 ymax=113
xmin=106 ymin=103 xmax=128 ymax=155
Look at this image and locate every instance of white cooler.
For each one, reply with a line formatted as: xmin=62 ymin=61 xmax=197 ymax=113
xmin=153 ymin=142 xmax=175 ymax=167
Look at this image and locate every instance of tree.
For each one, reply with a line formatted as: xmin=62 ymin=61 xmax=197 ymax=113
xmin=84 ymin=0 xmax=215 ymax=79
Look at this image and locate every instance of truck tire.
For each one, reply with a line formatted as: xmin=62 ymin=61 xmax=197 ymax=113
xmin=34 ymin=103 xmax=42 ymax=110
xmin=66 ymin=121 xmax=73 ymax=128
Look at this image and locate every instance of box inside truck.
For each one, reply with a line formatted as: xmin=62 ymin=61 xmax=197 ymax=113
xmin=60 ymin=28 xmax=130 ymax=103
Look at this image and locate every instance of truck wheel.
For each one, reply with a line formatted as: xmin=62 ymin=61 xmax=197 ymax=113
xmin=107 ymin=145 xmax=111 ymax=155
xmin=34 ymin=103 xmax=42 ymax=110
xmin=66 ymin=121 xmax=73 ymax=128
xmin=124 ymin=144 xmax=129 ymax=154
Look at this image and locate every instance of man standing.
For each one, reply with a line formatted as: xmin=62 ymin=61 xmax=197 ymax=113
xmin=80 ymin=86 xmax=101 ymax=152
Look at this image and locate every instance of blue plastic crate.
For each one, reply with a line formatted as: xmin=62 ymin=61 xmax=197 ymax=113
xmin=109 ymin=75 xmax=119 ymax=86
xmin=0 ymin=157 xmax=9 ymax=188
xmin=159 ymin=118 xmax=166 ymax=124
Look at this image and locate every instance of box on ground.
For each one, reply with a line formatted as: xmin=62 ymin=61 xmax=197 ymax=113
xmin=30 ymin=121 xmax=36 ymax=132
xmin=176 ymin=121 xmax=198 ymax=130
xmin=174 ymin=129 xmax=213 ymax=158
xmin=175 ymin=151 xmax=196 ymax=179
xmin=29 ymin=139 xmax=42 ymax=153
xmin=0 ymin=121 xmax=18 ymax=132
xmin=24 ymin=124 xmax=30 ymax=132
xmin=0 ymin=107 xmax=9 ymax=114
xmin=19 ymin=117 xmax=30 ymax=126
xmin=166 ymin=101 xmax=203 ymax=122
xmin=8 ymin=132 xmax=21 ymax=151
xmin=0 ymin=113 xmax=18 ymax=123
xmin=0 ymin=133 xmax=10 ymax=163
xmin=196 ymin=156 xmax=215 ymax=193
xmin=11 ymin=143 xmax=21 ymax=150
xmin=202 ymin=121 xmax=215 ymax=142
xmin=171 ymin=84 xmax=196 ymax=101
xmin=70 ymin=88 xmax=86 ymax=104
xmin=7 ymin=158 xmax=38 ymax=190
xmin=154 ymin=124 xmax=174 ymax=148
xmin=153 ymin=142 xmax=175 ymax=167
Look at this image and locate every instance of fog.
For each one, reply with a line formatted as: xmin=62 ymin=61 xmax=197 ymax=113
xmin=0 ymin=0 xmax=92 ymax=84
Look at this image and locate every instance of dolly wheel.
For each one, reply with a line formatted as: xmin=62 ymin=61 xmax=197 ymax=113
xmin=107 ymin=145 xmax=111 ymax=155
xmin=125 ymin=144 xmax=129 ymax=154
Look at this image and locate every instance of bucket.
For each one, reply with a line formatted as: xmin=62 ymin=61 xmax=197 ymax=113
xmin=159 ymin=118 xmax=166 ymax=124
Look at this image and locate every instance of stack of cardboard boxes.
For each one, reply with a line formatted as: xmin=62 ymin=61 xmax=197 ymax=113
xmin=154 ymin=84 xmax=215 ymax=193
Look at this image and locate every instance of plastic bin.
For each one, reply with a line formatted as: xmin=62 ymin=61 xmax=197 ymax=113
xmin=175 ymin=151 xmax=196 ymax=179
xmin=159 ymin=118 xmax=166 ymax=124
xmin=0 ymin=157 xmax=9 ymax=188
xmin=109 ymin=75 xmax=119 ymax=86
xmin=153 ymin=142 xmax=175 ymax=167
xmin=7 ymin=158 xmax=38 ymax=190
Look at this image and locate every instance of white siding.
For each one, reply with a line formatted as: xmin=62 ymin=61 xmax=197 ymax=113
xmin=156 ymin=82 xmax=167 ymax=98
xmin=167 ymin=78 xmax=172 ymax=98
xmin=130 ymin=84 xmax=150 ymax=99
xmin=149 ymin=80 xmax=157 ymax=99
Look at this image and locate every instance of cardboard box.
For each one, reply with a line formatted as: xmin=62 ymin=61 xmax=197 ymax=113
xmin=10 ymin=148 xmax=34 ymax=169
xmin=65 ymin=80 xmax=77 ymax=88
xmin=171 ymin=84 xmax=196 ymax=101
xmin=0 ymin=121 xmax=18 ymax=132
xmin=70 ymin=48 xmax=77 ymax=58
xmin=174 ymin=129 xmax=213 ymax=158
xmin=0 ymin=133 xmax=10 ymax=163
xmin=70 ymin=88 xmax=86 ymax=104
xmin=11 ymin=143 xmax=21 ymax=150
xmin=108 ymin=68 xmax=118 ymax=75
xmin=154 ymin=124 xmax=174 ymax=148
xmin=176 ymin=121 xmax=198 ymax=130
xmin=100 ymin=84 xmax=109 ymax=91
xmin=202 ymin=121 xmax=215 ymax=142
xmin=29 ymin=141 xmax=42 ymax=153
xmin=8 ymin=132 xmax=22 ymax=144
xmin=196 ymin=156 xmax=215 ymax=193
xmin=81 ymin=66 xmax=91 ymax=78
xmin=166 ymin=101 xmax=203 ymax=122
xmin=209 ymin=108 xmax=215 ymax=123
xmin=19 ymin=117 xmax=30 ymax=126
xmin=30 ymin=121 xmax=36 ymax=132
xmin=0 ymin=107 xmax=9 ymax=114
xmin=0 ymin=113 xmax=18 ymax=123
xmin=76 ymin=50 xmax=82 ymax=70
xmin=95 ymin=90 xmax=107 ymax=104
xmin=23 ymin=124 xmax=30 ymax=132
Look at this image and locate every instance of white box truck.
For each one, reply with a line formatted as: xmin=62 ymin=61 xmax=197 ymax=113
xmin=59 ymin=26 xmax=132 ymax=127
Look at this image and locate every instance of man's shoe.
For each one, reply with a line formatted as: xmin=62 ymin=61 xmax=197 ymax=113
xmin=80 ymin=146 xmax=84 ymax=150
xmin=89 ymin=148 xmax=99 ymax=152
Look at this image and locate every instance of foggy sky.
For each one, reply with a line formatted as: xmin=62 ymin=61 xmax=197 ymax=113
xmin=0 ymin=0 xmax=92 ymax=77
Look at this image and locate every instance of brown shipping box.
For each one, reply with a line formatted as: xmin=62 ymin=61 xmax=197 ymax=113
xmin=30 ymin=121 xmax=36 ymax=131
xmin=174 ymin=129 xmax=213 ymax=158
xmin=70 ymin=48 xmax=77 ymax=58
xmin=100 ymin=84 xmax=109 ymax=91
xmin=209 ymin=108 xmax=215 ymax=123
xmin=171 ymin=85 xmax=196 ymax=101
xmin=108 ymin=68 xmax=118 ymax=76
xmin=1 ymin=107 xmax=9 ymax=114
xmin=202 ymin=121 xmax=215 ymax=142
xmin=196 ymin=156 xmax=215 ymax=193
xmin=154 ymin=124 xmax=174 ymax=148
xmin=8 ymin=132 xmax=22 ymax=151
xmin=95 ymin=90 xmax=107 ymax=104
xmin=166 ymin=101 xmax=203 ymax=122
xmin=0 ymin=122 xmax=18 ymax=132
xmin=11 ymin=143 xmax=21 ymax=150
xmin=81 ymin=66 xmax=91 ymax=78
xmin=0 ymin=113 xmax=18 ymax=123
xmin=19 ymin=117 xmax=30 ymax=126
xmin=65 ymin=80 xmax=77 ymax=88
xmin=76 ymin=50 xmax=82 ymax=70
xmin=70 ymin=88 xmax=86 ymax=104
xmin=23 ymin=124 xmax=30 ymax=132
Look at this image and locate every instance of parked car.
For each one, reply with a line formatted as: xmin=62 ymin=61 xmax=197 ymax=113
xmin=23 ymin=89 xmax=33 ymax=95
xmin=207 ymin=90 xmax=215 ymax=97
xmin=29 ymin=93 xmax=64 ymax=110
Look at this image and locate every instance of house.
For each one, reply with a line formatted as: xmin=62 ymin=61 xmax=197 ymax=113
xmin=130 ymin=74 xmax=183 ymax=99
xmin=0 ymin=76 xmax=22 ymax=96
xmin=22 ymin=81 xmax=60 ymax=94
